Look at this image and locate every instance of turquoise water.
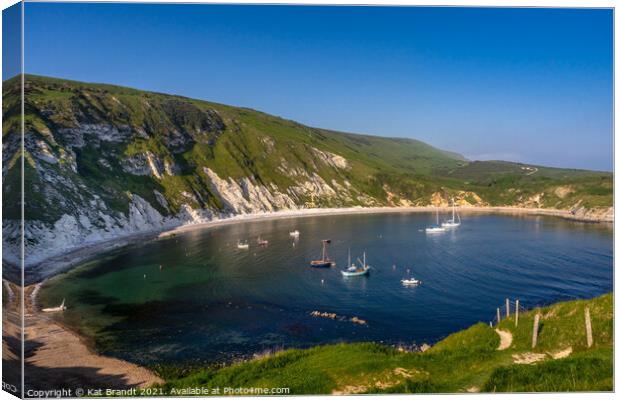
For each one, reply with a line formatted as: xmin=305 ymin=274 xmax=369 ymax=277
xmin=39 ymin=212 xmax=613 ymax=366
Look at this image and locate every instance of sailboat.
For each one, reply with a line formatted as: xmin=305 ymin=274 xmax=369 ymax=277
xmin=310 ymin=239 xmax=333 ymax=268
xmin=442 ymin=198 xmax=461 ymax=228
xmin=289 ymin=230 xmax=300 ymax=238
xmin=425 ymin=207 xmax=446 ymax=233
xmin=256 ymin=236 xmax=269 ymax=246
xmin=341 ymin=249 xmax=370 ymax=277
xmin=42 ymin=299 xmax=66 ymax=313
xmin=237 ymin=240 xmax=249 ymax=249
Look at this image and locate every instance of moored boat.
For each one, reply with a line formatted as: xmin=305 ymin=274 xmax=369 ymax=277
xmin=257 ymin=237 xmax=269 ymax=246
xmin=341 ymin=250 xmax=370 ymax=277
xmin=442 ymin=198 xmax=461 ymax=228
xmin=237 ymin=240 xmax=249 ymax=249
xmin=401 ymin=278 xmax=421 ymax=286
xmin=289 ymin=230 xmax=300 ymax=237
xmin=426 ymin=207 xmax=446 ymax=233
xmin=42 ymin=299 xmax=66 ymax=312
xmin=310 ymin=239 xmax=333 ymax=268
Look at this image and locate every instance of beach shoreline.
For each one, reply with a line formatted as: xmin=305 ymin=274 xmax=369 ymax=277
xmin=12 ymin=205 xmax=612 ymax=285
xmin=1 ymin=281 xmax=163 ymax=393
xmin=159 ymin=205 xmax=613 ymax=238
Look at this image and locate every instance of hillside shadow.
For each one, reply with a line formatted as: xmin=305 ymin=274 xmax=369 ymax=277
xmin=23 ymin=335 xmax=150 ymax=391
xmin=4 ymin=320 xmax=152 ymax=393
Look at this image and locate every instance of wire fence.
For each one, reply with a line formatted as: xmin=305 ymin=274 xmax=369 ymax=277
xmin=490 ymin=294 xmax=586 ymax=327
xmin=490 ymin=299 xmax=522 ymax=325
xmin=490 ymin=296 xmax=595 ymax=350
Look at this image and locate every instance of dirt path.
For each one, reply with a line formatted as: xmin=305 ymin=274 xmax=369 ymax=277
xmin=511 ymin=347 xmax=573 ymax=365
xmin=495 ymin=329 xmax=513 ymax=350
xmin=512 ymin=352 xmax=546 ymax=364
xmin=3 ymin=281 xmax=163 ymax=392
xmin=551 ymin=347 xmax=572 ymax=359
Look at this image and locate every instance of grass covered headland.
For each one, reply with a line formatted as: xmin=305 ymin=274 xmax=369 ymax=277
xmin=158 ymin=293 xmax=612 ymax=394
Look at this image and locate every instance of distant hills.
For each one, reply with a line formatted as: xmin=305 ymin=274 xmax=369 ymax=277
xmin=2 ymin=75 xmax=612 ymax=266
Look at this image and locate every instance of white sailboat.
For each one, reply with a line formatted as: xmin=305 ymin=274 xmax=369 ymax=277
xmin=442 ymin=198 xmax=461 ymax=228
xmin=425 ymin=207 xmax=446 ymax=233
xmin=42 ymin=299 xmax=66 ymax=313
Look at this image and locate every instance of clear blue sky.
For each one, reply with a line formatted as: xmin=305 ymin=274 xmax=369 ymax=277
xmin=2 ymin=3 xmax=21 ymax=81
xmin=14 ymin=4 xmax=615 ymax=171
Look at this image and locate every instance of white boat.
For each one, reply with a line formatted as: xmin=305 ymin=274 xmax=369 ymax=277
xmin=289 ymin=230 xmax=300 ymax=238
xmin=42 ymin=299 xmax=66 ymax=313
xmin=401 ymin=278 xmax=421 ymax=286
xmin=425 ymin=207 xmax=446 ymax=233
xmin=237 ymin=240 xmax=249 ymax=249
xmin=442 ymin=198 xmax=461 ymax=228
xmin=341 ymin=250 xmax=370 ymax=277
xmin=257 ymin=237 xmax=269 ymax=246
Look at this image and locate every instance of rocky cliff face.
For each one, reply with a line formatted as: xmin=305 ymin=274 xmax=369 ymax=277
xmin=3 ymin=87 xmax=376 ymax=267
xmin=2 ymin=76 xmax=613 ymax=268
xmin=6 ymin=122 xmax=368 ymax=267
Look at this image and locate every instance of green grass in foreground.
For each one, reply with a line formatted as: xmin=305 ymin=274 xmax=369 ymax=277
xmin=482 ymin=348 xmax=612 ymax=392
xmin=158 ymin=293 xmax=613 ymax=394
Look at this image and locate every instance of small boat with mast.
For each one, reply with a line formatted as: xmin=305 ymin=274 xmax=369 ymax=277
xmin=341 ymin=249 xmax=370 ymax=277
xmin=42 ymin=299 xmax=67 ymax=313
xmin=257 ymin=236 xmax=269 ymax=246
xmin=425 ymin=206 xmax=446 ymax=233
xmin=310 ymin=239 xmax=333 ymax=268
xmin=442 ymin=198 xmax=461 ymax=228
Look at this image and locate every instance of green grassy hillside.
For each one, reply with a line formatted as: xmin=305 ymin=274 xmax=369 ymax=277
xmin=1 ymin=75 xmax=612 ymax=265
xmin=158 ymin=294 xmax=612 ymax=394
xmin=4 ymin=75 xmax=467 ymax=222
xmin=3 ymin=75 xmax=612 ymax=222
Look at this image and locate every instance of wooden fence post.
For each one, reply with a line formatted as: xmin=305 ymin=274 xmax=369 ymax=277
xmin=585 ymin=307 xmax=593 ymax=348
xmin=532 ymin=313 xmax=540 ymax=348
xmin=506 ymin=298 xmax=510 ymax=319
xmin=515 ymin=299 xmax=519 ymax=327
xmin=497 ymin=307 xmax=501 ymax=325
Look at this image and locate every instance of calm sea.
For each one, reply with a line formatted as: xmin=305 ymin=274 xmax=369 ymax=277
xmin=39 ymin=212 xmax=613 ymax=366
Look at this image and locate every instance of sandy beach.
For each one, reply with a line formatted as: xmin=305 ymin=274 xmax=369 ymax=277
xmin=1 ymin=281 xmax=163 ymax=394
xmin=158 ymin=205 xmax=613 ymax=238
